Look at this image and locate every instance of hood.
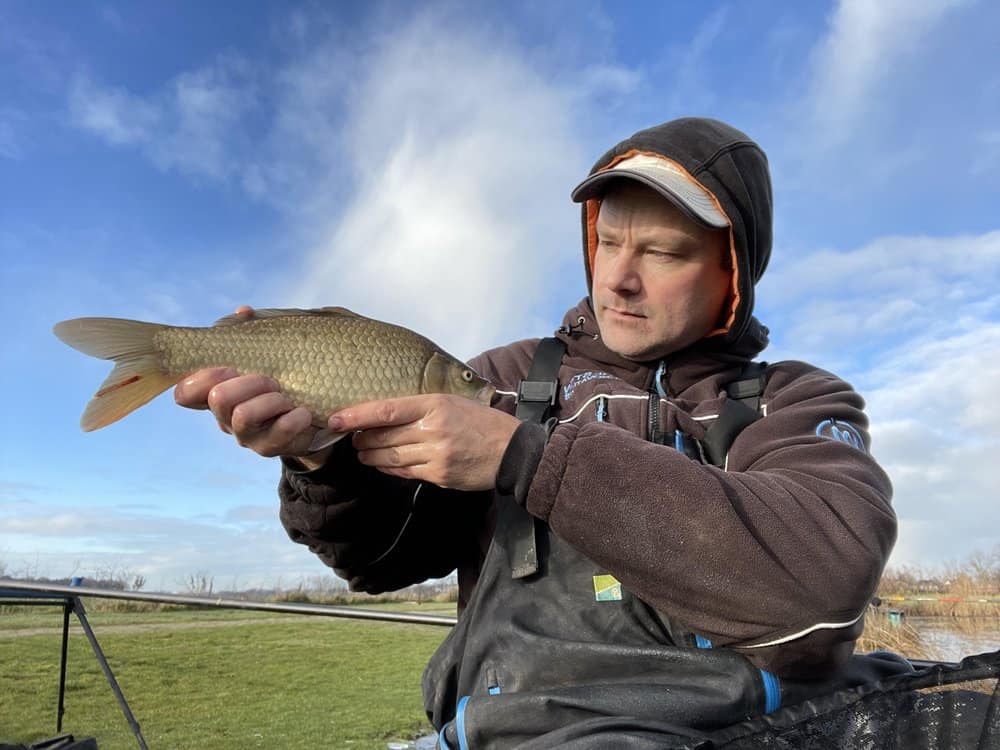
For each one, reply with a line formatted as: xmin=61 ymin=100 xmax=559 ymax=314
xmin=572 ymin=117 xmax=772 ymax=347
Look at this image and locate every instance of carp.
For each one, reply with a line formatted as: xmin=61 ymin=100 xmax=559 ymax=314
xmin=54 ymin=307 xmax=494 ymax=448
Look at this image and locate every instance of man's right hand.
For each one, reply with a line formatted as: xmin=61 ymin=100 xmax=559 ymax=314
xmin=172 ymin=307 xmax=333 ymax=469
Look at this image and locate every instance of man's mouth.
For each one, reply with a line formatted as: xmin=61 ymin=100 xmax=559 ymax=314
xmin=606 ymin=307 xmax=645 ymax=318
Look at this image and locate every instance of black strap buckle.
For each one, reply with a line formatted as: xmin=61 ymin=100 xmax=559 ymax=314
xmin=517 ymin=379 xmax=558 ymax=405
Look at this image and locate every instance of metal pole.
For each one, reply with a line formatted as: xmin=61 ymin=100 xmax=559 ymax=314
xmin=57 ymin=598 xmax=71 ymax=732
xmin=0 ymin=579 xmax=457 ymax=627
xmin=72 ymin=596 xmax=149 ymax=750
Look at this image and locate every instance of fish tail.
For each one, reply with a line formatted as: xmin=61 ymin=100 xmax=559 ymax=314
xmin=53 ymin=317 xmax=180 ymax=431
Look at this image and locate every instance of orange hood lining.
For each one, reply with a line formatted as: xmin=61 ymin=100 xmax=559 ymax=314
xmin=584 ymin=149 xmax=740 ymax=338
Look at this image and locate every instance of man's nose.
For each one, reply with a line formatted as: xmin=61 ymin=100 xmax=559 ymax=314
xmin=604 ymin=250 xmax=641 ymax=294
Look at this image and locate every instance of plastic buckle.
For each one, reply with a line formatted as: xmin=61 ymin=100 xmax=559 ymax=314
xmin=517 ymin=379 xmax=558 ymax=405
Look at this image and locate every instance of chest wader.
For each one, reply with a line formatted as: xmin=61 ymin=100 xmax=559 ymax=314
xmin=424 ymin=339 xmax=911 ymax=749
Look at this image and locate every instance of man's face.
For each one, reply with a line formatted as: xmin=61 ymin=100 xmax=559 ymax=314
xmin=592 ymin=182 xmax=732 ymax=361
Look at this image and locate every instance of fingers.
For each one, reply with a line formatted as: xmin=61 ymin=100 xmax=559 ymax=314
xmin=174 ymin=367 xmax=238 ymax=410
xmin=207 ymin=374 xmax=282 ymax=429
xmin=329 ymin=394 xmax=437 ymax=432
xmin=203 ymin=374 xmax=315 ymax=456
xmin=238 ymin=405 xmax=316 ymax=458
xmin=355 ymin=442 xmax=430 ymax=470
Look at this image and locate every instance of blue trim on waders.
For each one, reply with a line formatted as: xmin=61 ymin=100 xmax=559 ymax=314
xmin=488 ymin=685 xmax=501 ymax=695
xmin=694 ymin=634 xmax=713 ymax=649
xmin=675 ymin=430 xmax=685 ymax=453
xmin=438 ymin=725 xmax=451 ymax=749
xmin=456 ymin=695 xmax=471 ymax=750
xmin=654 ymin=360 xmax=667 ymax=398
xmin=760 ymin=669 xmax=781 ymax=713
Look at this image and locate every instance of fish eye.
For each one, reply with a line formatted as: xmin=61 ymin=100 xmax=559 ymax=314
xmin=462 ymin=369 xmax=474 ymax=382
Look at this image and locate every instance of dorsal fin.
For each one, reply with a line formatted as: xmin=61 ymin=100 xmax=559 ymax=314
xmin=213 ymin=307 xmax=364 ymax=327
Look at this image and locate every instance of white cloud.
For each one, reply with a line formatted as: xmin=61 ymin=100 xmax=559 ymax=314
xmin=805 ymin=0 xmax=971 ymax=147
xmin=68 ymin=74 xmax=160 ymax=145
xmin=759 ymin=231 xmax=1000 ymax=370
xmin=67 ymin=56 xmax=256 ymax=180
xmin=759 ymin=230 xmax=1000 ymax=566
xmin=0 ymin=503 xmax=327 ymax=591
xmin=279 ymin=11 xmax=587 ymax=357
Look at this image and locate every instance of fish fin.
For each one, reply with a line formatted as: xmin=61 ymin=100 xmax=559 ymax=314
xmin=53 ymin=318 xmax=179 ymax=431
xmin=313 ymin=306 xmax=363 ymax=317
xmin=53 ymin=317 xmax=167 ymax=359
xmin=308 ymin=428 xmax=349 ymax=453
xmin=82 ymin=363 xmax=179 ymax=431
xmin=421 ymin=351 xmax=455 ymax=393
xmin=212 ymin=307 xmax=363 ymax=326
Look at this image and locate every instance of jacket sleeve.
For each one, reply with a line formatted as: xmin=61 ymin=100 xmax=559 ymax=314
xmin=516 ymin=362 xmax=895 ymax=678
xmin=279 ymin=437 xmax=491 ymax=594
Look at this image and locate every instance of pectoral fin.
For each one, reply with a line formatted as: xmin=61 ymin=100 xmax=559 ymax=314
xmin=308 ymin=428 xmax=349 ymax=453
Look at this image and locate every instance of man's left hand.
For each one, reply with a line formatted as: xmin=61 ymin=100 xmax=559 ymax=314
xmin=328 ymin=395 xmax=521 ymax=491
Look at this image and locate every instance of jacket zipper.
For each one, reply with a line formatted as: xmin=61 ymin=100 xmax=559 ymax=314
xmin=648 ymin=360 xmax=668 ymax=443
xmin=648 ymin=392 xmax=660 ymax=443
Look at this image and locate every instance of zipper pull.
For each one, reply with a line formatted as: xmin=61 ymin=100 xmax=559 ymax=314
xmin=595 ymin=396 xmax=608 ymax=423
xmin=654 ymin=360 xmax=668 ymax=397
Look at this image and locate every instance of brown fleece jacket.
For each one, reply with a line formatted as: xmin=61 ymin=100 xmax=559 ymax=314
xmin=279 ymin=298 xmax=895 ymax=678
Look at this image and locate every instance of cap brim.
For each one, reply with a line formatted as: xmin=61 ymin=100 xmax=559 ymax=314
xmin=571 ymin=169 xmax=729 ymax=229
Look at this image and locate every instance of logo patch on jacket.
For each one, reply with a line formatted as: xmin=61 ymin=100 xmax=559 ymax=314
xmin=593 ymin=574 xmax=623 ymax=601
xmin=815 ymin=418 xmax=866 ymax=453
xmin=563 ymin=371 xmax=615 ymax=401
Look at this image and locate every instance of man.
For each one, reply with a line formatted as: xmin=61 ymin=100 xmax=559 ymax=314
xmin=177 ymin=118 xmax=906 ymax=747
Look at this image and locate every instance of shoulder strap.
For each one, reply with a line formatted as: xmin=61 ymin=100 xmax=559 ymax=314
xmin=507 ymin=337 xmax=567 ymax=579
xmin=515 ymin=337 xmax=566 ymax=423
xmin=700 ymin=361 xmax=768 ymax=468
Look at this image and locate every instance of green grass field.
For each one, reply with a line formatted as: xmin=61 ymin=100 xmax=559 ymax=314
xmin=0 ymin=603 xmax=452 ymax=749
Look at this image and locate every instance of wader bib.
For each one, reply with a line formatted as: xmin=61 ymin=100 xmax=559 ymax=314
xmin=424 ymin=340 xmax=912 ymax=749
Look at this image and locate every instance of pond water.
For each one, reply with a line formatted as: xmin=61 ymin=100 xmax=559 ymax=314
xmin=910 ymin=617 xmax=1000 ymax=662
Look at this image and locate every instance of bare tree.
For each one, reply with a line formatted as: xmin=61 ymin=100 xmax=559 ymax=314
xmin=182 ymin=571 xmax=214 ymax=595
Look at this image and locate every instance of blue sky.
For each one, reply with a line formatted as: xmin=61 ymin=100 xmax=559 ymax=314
xmin=1 ymin=1 xmax=998 ymax=591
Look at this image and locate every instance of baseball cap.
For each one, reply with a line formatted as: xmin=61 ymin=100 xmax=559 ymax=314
xmin=570 ymin=152 xmax=729 ymax=229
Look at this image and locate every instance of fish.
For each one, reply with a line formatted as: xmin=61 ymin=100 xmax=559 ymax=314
xmin=53 ymin=306 xmax=494 ymax=449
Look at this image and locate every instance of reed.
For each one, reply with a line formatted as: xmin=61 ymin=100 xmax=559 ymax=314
xmin=858 ymin=609 xmax=933 ymax=660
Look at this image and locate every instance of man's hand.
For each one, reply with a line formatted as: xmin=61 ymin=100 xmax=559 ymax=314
xmin=172 ymin=306 xmax=330 ymax=469
xmin=330 ymin=394 xmax=521 ymax=491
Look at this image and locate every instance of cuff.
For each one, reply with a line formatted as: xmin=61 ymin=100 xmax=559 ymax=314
xmin=523 ymin=420 xmax=577 ymax=520
xmin=280 ymin=440 xmax=359 ymax=501
xmin=495 ymin=420 xmax=553 ymax=506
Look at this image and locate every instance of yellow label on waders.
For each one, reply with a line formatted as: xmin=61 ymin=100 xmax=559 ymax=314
xmin=593 ymin=574 xmax=623 ymax=601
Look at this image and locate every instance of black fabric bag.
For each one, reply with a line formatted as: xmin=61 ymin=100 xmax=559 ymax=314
xmin=508 ymin=650 xmax=1000 ymax=749
xmin=1 ymin=736 xmax=98 ymax=750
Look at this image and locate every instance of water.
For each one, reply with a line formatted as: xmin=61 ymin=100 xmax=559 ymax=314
xmin=910 ymin=617 xmax=1000 ymax=662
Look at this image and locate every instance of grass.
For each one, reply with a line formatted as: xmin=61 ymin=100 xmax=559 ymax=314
xmin=0 ymin=607 xmax=448 ymax=750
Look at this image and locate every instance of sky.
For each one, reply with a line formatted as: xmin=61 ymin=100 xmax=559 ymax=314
xmin=1 ymin=1 xmax=998 ymax=592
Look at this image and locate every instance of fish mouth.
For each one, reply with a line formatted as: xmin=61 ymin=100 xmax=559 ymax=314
xmin=477 ymin=383 xmax=496 ymax=405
